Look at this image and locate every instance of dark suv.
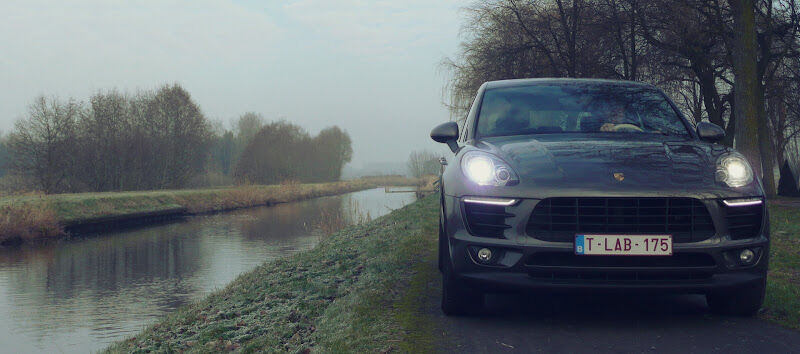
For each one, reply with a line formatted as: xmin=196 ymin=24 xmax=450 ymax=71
xmin=431 ymin=78 xmax=768 ymax=316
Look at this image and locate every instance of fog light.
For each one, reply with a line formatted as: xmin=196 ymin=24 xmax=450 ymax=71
xmin=477 ymin=248 xmax=492 ymax=262
xmin=740 ymin=249 xmax=755 ymax=264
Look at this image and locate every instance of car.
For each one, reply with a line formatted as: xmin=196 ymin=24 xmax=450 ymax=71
xmin=430 ymin=78 xmax=768 ymax=316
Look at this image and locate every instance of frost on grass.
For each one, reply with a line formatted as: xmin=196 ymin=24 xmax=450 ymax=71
xmin=107 ymin=194 xmax=438 ymax=353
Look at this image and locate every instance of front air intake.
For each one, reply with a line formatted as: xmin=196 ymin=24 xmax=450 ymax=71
xmin=723 ymin=202 xmax=764 ymax=240
xmin=463 ymin=202 xmax=513 ymax=238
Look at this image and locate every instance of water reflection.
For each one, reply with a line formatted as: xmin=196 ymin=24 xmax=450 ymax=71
xmin=0 ymin=188 xmax=415 ymax=353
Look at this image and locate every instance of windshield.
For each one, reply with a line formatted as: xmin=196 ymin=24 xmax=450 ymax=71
xmin=476 ymin=84 xmax=691 ymax=137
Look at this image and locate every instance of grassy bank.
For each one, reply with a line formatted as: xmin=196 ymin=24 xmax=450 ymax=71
xmin=763 ymin=204 xmax=800 ymax=329
xmin=107 ymin=194 xmax=439 ymax=353
xmin=0 ymin=176 xmax=422 ymax=245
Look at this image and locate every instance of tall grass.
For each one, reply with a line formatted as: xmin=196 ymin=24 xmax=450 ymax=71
xmin=316 ymin=209 xmax=347 ymax=237
xmin=0 ymin=176 xmax=419 ymax=244
xmin=0 ymin=199 xmax=61 ymax=245
xmin=315 ymin=198 xmax=372 ymax=237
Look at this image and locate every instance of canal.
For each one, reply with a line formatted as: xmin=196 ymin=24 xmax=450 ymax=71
xmin=0 ymin=188 xmax=416 ymax=353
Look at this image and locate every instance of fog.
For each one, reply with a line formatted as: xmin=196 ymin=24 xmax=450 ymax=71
xmin=0 ymin=0 xmax=463 ymax=167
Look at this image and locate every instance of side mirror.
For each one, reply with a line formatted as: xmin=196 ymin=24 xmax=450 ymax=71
xmin=696 ymin=121 xmax=725 ymax=142
xmin=430 ymin=122 xmax=460 ymax=153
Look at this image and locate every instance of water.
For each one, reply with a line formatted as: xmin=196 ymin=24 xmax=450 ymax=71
xmin=0 ymin=188 xmax=416 ymax=353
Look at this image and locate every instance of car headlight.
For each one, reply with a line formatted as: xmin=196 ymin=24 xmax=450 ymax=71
xmin=461 ymin=151 xmax=519 ymax=186
xmin=715 ymin=152 xmax=754 ymax=188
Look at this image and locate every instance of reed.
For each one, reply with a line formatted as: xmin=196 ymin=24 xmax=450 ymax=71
xmin=0 ymin=176 xmax=420 ymax=245
xmin=0 ymin=198 xmax=62 ymax=245
xmin=314 ymin=198 xmax=372 ymax=237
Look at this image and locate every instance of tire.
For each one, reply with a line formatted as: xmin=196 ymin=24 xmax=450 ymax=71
xmin=441 ymin=253 xmax=483 ymax=316
xmin=438 ymin=200 xmax=446 ymax=273
xmin=706 ymin=278 xmax=766 ymax=316
xmin=438 ymin=189 xmax=483 ymax=315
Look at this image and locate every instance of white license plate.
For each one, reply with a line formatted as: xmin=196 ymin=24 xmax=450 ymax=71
xmin=575 ymin=234 xmax=672 ymax=256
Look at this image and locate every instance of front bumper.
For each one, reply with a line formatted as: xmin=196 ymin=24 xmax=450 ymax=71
xmin=443 ymin=195 xmax=769 ymax=293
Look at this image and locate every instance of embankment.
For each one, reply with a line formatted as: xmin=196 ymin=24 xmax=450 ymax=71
xmin=0 ymin=176 xmax=423 ymax=245
xmin=107 ymin=196 xmax=800 ymax=352
xmin=106 ymin=194 xmax=439 ymax=353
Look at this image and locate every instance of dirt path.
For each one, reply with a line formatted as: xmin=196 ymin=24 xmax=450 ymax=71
xmin=419 ymin=272 xmax=800 ymax=353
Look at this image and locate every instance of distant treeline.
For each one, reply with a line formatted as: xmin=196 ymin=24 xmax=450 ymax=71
xmin=234 ymin=121 xmax=352 ymax=184
xmin=3 ymin=84 xmax=352 ymax=194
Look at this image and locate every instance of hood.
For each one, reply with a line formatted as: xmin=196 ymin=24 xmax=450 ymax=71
xmin=469 ymin=134 xmax=745 ymax=197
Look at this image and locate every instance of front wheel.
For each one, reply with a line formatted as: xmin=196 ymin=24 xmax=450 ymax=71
xmin=441 ymin=259 xmax=483 ymax=316
xmin=438 ymin=200 xmax=447 ymax=273
xmin=706 ymin=278 xmax=766 ymax=316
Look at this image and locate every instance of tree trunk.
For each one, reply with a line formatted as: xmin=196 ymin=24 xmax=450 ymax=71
xmin=729 ymin=0 xmax=772 ymax=195
xmin=756 ymin=83 xmax=778 ymax=196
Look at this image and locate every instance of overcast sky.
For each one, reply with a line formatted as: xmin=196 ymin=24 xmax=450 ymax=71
xmin=0 ymin=0 xmax=464 ymax=167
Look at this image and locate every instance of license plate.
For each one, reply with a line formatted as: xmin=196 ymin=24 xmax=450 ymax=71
xmin=575 ymin=234 xmax=672 ymax=256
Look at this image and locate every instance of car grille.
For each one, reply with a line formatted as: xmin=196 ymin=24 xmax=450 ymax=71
xmin=723 ymin=202 xmax=764 ymax=240
xmin=526 ymin=197 xmax=716 ymax=243
xmin=463 ymin=203 xmax=513 ymax=238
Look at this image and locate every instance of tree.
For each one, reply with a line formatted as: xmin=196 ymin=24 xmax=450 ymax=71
xmin=236 ymin=112 xmax=265 ymax=146
xmin=233 ymin=121 xmax=352 ymax=184
xmin=311 ymin=127 xmax=353 ymax=182
xmin=145 ymin=84 xmax=213 ymax=189
xmin=78 ymin=90 xmax=131 ymax=191
xmin=0 ymin=133 xmax=10 ymax=178
xmin=8 ymin=96 xmax=80 ymax=193
xmin=730 ymin=0 xmax=767 ymax=191
xmin=407 ymin=150 xmax=440 ymax=178
xmin=210 ymin=130 xmax=237 ymax=175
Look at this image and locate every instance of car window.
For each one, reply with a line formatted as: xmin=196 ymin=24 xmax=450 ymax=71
xmin=476 ymin=84 xmax=690 ymax=137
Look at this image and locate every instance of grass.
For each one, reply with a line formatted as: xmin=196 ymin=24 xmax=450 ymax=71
xmin=0 ymin=176 xmax=421 ymax=245
xmin=762 ymin=203 xmax=800 ymax=329
xmin=107 ymin=195 xmax=800 ymax=353
xmin=0 ymin=200 xmax=61 ymax=243
xmin=106 ymin=194 xmax=439 ymax=353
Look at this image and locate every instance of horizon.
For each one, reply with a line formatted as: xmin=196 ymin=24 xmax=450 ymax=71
xmin=0 ymin=0 xmax=464 ymax=166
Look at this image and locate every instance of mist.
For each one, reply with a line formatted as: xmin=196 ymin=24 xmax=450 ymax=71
xmin=0 ymin=0 xmax=463 ymax=168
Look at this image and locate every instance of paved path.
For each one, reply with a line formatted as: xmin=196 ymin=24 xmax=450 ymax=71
xmin=423 ymin=277 xmax=800 ymax=353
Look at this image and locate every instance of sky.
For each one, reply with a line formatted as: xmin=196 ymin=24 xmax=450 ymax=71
xmin=0 ymin=0 xmax=465 ymax=167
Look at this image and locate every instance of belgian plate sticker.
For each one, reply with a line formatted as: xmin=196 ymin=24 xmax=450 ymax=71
xmin=575 ymin=235 xmax=586 ymax=255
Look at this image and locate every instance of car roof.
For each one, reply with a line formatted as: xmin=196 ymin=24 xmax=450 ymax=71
xmin=483 ymin=78 xmax=657 ymax=90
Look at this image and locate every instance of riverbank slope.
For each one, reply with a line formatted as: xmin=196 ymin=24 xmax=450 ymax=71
xmin=107 ymin=193 xmax=439 ymax=353
xmin=0 ymin=176 xmax=423 ymax=245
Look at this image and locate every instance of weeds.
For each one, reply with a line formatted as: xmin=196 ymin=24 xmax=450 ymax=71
xmin=315 ymin=198 xmax=371 ymax=237
xmin=0 ymin=198 xmax=61 ymax=245
xmin=0 ymin=176 xmax=420 ymax=244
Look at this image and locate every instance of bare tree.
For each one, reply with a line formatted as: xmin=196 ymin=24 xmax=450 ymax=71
xmin=8 ymin=96 xmax=80 ymax=193
xmin=79 ymin=90 xmax=130 ymax=191
xmin=407 ymin=150 xmax=440 ymax=178
xmin=146 ymin=84 xmax=213 ymax=189
xmin=730 ymin=0 xmax=766 ymax=191
xmin=236 ymin=112 xmax=265 ymax=146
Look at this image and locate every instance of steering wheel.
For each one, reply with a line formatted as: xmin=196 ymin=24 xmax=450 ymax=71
xmin=613 ymin=123 xmax=644 ymax=132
